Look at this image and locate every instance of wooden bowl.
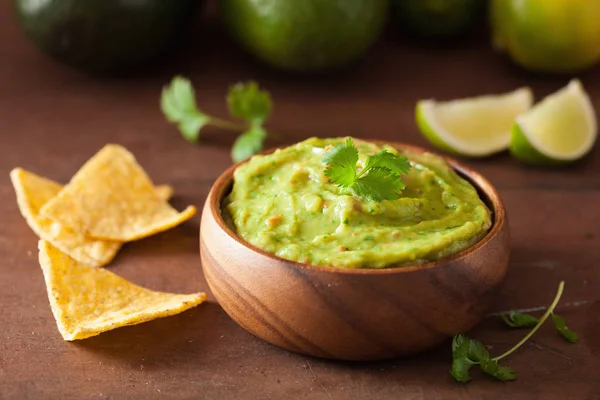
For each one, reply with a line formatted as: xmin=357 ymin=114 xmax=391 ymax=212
xmin=200 ymin=141 xmax=509 ymax=361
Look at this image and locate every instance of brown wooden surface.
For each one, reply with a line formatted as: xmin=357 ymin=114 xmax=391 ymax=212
xmin=1 ymin=2 xmax=599 ymax=399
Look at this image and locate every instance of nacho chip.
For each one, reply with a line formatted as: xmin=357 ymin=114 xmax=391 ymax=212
xmin=38 ymin=240 xmax=206 ymax=341
xmin=154 ymin=184 xmax=174 ymax=200
xmin=39 ymin=144 xmax=196 ymax=241
xmin=10 ymin=168 xmax=173 ymax=267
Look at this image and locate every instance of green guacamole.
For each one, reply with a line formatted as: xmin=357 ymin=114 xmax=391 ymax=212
xmin=224 ymin=138 xmax=492 ymax=269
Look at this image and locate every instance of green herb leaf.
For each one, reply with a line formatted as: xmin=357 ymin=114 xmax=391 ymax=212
xmin=450 ymin=282 xmax=579 ymax=384
xmin=365 ymin=150 xmax=412 ymax=176
xmin=452 ymin=334 xmax=469 ymax=356
xmin=231 ymin=126 xmax=267 ymax=163
xmin=468 ymin=339 xmax=490 ymax=362
xmin=451 ymin=357 xmax=475 ymax=383
xmin=227 ymin=81 xmax=272 ymax=125
xmin=161 ymin=76 xmax=210 ymax=143
xmin=162 ymin=78 xmax=274 ymax=162
xmin=551 ymin=314 xmax=578 ymax=343
xmin=453 ymin=335 xmax=491 ymax=363
xmin=451 ymin=335 xmax=475 ymax=383
xmin=501 ymin=311 xmax=539 ymax=328
xmin=353 ymin=167 xmax=406 ymax=201
xmin=322 ymin=138 xmax=411 ymax=201
xmin=479 ymin=359 xmax=516 ymax=381
xmin=323 ymin=138 xmax=359 ymax=188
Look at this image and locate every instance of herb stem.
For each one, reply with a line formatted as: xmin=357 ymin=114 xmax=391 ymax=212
xmin=209 ymin=117 xmax=247 ymax=132
xmin=493 ymin=281 xmax=565 ymax=361
xmin=355 ymin=168 xmax=368 ymax=179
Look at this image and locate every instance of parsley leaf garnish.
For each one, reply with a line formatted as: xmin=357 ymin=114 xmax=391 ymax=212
xmin=451 ymin=281 xmax=578 ymax=384
xmin=322 ymin=138 xmax=411 ymax=201
xmin=161 ymin=76 xmax=272 ymax=162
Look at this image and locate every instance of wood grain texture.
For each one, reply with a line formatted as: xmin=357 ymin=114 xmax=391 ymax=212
xmin=200 ymin=143 xmax=510 ymax=361
xmin=1 ymin=1 xmax=600 ymax=398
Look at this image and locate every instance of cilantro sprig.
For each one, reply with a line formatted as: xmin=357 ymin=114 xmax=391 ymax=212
xmin=501 ymin=310 xmax=578 ymax=343
xmin=451 ymin=334 xmax=515 ymax=383
xmin=322 ymin=138 xmax=411 ymax=201
xmin=451 ymin=281 xmax=578 ymax=383
xmin=501 ymin=311 xmax=539 ymax=328
xmin=161 ymin=76 xmax=272 ymax=163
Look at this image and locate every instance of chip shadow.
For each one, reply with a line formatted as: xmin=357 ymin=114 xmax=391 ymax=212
xmin=116 ymin=219 xmax=200 ymax=259
xmin=71 ymin=301 xmax=230 ymax=370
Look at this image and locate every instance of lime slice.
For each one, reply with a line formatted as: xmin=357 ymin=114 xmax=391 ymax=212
xmin=416 ymin=88 xmax=533 ymax=157
xmin=510 ymin=80 xmax=597 ymax=165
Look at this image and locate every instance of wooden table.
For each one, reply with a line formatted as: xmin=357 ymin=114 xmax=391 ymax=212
xmin=1 ymin=3 xmax=599 ymax=399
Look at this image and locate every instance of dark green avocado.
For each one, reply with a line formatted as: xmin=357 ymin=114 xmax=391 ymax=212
xmin=14 ymin=0 xmax=201 ymax=73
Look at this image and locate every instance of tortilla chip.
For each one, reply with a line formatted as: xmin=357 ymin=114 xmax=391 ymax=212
xmin=38 ymin=240 xmax=206 ymax=341
xmin=39 ymin=144 xmax=196 ymax=241
xmin=154 ymin=184 xmax=174 ymax=200
xmin=10 ymin=168 xmax=173 ymax=267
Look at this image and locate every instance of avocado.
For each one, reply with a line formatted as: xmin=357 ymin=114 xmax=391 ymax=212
xmin=220 ymin=0 xmax=389 ymax=72
xmin=14 ymin=0 xmax=201 ymax=74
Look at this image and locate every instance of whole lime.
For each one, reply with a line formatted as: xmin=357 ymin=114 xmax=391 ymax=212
xmin=491 ymin=0 xmax=600 ymax=73
xmin=220 ymin=0 xmax=389 ymax=72
xmin=392 ymin=0 xmax=484 ymax=39
xmin=14 ymin=0 xmax=201 ymax=74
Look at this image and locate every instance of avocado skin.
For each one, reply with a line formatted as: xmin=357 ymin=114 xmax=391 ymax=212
xmin=219 ymin=0 xmax=389 ymax=72
xmin=14 ymin=0 xmax=201 ymax=74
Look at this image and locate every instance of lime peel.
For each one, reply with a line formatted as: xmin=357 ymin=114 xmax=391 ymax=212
xmin=511 ymin=80 xmax=597 ymax=164
xmin=416 ymin=87 xmax=533 ymax=157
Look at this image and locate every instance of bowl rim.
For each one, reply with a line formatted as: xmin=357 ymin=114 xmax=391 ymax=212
xmin=205 ymin=139 xmax=506 ymax=275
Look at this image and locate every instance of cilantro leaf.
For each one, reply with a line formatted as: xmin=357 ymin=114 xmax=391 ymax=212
xmin=452 ymin=335 xmax=488 ymax=361
xmin=353 ymin=167 xmax=406 ymax=201
xmin=451 ymin=335 xmax=475 ymax=383
xmin=323 ymin=139 xmax=358 ymax=188
xmin=450 ymin=282 xmax=579 ymax=385
xmin=162 ymin=77 xmax=273 ymax=162
xmin=322 ymin=138 xmax=411 ymax=201
xmin=227 ymin=81 xmax=272 ymax=125
xmin=452 ymin=335 xmax=515 ymax=382
xmin=161 ymin=76 xmax=210 ymax=143
xmin=451 ymin=357 xmax=475 ymax=383
xmin=479 ymin=359 xmax=516 ymax=381
xmin=551 ymin=314 xmax=578 ymax=343
xmin=365 ymin=150 xmax=411 ymax=176
xmin=501 ymin=311 xmax=539 ymax=328
xmin=231 ymin=126 xmax=267 ymax=163
xmin=452 ymin=334 xmax=469 ymax=355
xmin=468 ymin=339 xmax=490 ymax=362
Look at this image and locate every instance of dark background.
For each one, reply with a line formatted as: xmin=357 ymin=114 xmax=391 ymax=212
xmin=1 ymin=2 xmax=599 ymax=399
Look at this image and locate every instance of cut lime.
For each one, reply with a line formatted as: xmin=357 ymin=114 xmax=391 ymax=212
xmin=510 ymin=80 xmax=597 ymax=165
xmin=416 ymin=88 xmax=533 ymax=157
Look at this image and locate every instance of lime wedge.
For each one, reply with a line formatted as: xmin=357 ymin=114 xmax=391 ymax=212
xmin=510 ymin=80 xmax=597 ymax=165
xmin=416 ymin=87 xmax=533 ymax=157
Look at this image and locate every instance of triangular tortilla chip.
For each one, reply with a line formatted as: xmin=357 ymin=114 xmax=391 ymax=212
xmin=39 ymin=145 xmax=196 ymax=241
xmin=10 ymin=168 xmax=173 ymax=267
xmin=38 ymin=240 xmax=206 ymax=341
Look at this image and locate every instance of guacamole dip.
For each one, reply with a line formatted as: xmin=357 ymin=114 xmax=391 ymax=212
xmin=224 ymin=138 xmax=492 ymax=269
